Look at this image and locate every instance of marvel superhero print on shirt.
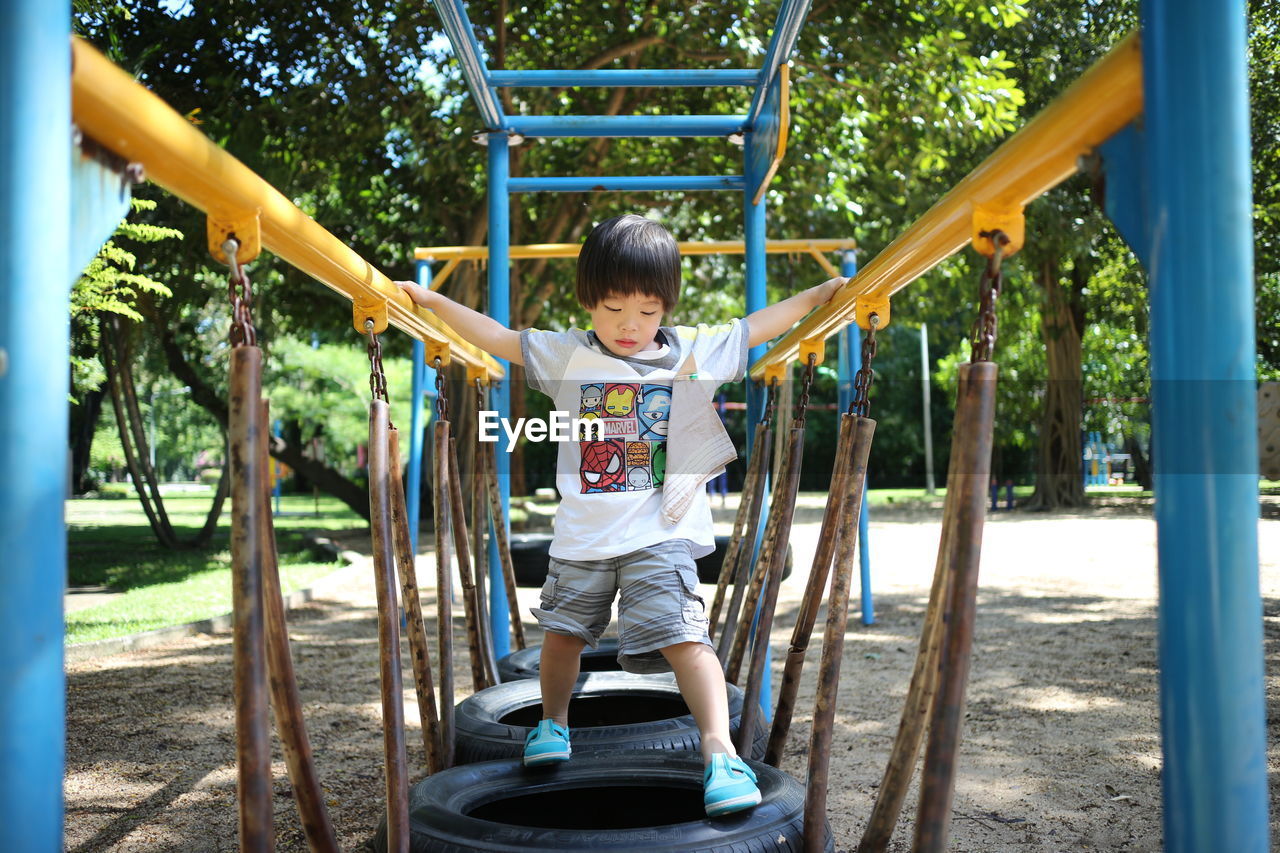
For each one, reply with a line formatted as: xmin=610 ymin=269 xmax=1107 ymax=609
xmin=578 ymin=382 xmax=669 ymax=493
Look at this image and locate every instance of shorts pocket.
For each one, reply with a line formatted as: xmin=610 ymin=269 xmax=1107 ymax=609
xmin=675 ymin=565 xmax=708 ymax=628
xmin=539 ymin=561 xmax=562 ymax=610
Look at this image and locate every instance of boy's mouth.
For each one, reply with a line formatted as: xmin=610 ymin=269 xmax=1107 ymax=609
xmin=615 ymin=339 xmax=637 ymax=348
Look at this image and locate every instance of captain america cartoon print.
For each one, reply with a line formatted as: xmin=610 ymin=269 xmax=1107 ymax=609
xmin=637 ymin=384 xmax=671 ymax=439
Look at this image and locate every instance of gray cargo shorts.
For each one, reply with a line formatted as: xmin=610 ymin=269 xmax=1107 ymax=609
xmin=530 ymin=538 xmax=711 ymax=674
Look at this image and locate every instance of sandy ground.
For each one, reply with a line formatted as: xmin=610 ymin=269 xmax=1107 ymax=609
xmin=64 ymin=495 xmax=1280 ymax=852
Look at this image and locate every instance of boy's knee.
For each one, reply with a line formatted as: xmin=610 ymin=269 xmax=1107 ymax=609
xmin=543 ymin=632 xmax=588 ymax=653
xmin=658 ymin=640 xmax=709 ymax=661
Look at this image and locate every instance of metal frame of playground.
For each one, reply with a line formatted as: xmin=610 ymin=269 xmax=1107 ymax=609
xmin=0 ymin=0 xmax=1267 ymax=850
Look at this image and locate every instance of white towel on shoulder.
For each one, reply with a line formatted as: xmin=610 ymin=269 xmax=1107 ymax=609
xmin=660 ymin=355 xmax=739 ymax=524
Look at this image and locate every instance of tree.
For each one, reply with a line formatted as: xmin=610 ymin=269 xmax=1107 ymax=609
xmin=72 ymin=0 xmax=1034 ymax=515
xmin=982 ymin=1 xmax=1138 ymax=508
xmin=70 ymin=198 xmax=180 ymax=493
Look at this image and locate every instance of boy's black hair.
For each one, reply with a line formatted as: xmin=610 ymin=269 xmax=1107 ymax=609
xmin=576 ymin=214 xmax=680 ymax=311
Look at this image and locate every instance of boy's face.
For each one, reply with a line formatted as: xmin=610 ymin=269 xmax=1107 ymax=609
xmin=586 ymin=292 xmax=665 ymax=356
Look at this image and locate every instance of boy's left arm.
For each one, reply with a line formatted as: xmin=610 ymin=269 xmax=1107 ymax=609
xmin=745 ymin=277 xmax=846 ymax=348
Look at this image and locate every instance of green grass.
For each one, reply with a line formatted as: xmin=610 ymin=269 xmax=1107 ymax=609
xmin=66 ymin=490 xmax=366 ymax=645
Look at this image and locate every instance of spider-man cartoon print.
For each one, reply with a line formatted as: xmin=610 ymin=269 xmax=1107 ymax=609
xmin=580 ymin=439 xmax=625 ymax=493
xmin=577 ymin=381 xmax=669 ymax=494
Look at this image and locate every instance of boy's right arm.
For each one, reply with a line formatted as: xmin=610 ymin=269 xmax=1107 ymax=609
xmin=396 ymin=281 xmax=524 ymax=365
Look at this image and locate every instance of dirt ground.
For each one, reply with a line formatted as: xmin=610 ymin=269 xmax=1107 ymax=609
xmin=63 ymin=495 xmax=1280 ymax=852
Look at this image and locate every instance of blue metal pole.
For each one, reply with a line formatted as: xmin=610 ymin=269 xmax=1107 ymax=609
xmin=743 ymin=131 xmax=772 ymax=718
xmin=489 ymin=69 xmax=760 ymax=88
xmin=507 ymin=115 xmax=746 ymax=139
xmin=836 ymin=253 xmax=874 ymax=625
xmin=0 ymin=2 xmax=69 ymax=848
xmin=272 ymin=419 xmax=283 ymax=515
xmin=1140 ymin=1 xmax=1268 ymax=851
xmin=488 ymin=133 xmax=512 ymax=662
xmin=407 ymin=259 xmax=435 ymax=555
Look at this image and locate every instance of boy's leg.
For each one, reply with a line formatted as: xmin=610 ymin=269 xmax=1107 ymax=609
xmin=661 ymin=640 xmax=735 ymax=763
xmin=539 ymin=631 xmax=587 ymax=727
xmin=664 ymin=639 xmax=762 ymax=816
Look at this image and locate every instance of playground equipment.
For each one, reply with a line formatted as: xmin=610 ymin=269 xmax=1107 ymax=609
xmin=0 ymin=1 xmax=1268 ymax=851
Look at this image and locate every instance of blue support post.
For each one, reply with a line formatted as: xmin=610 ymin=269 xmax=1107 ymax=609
xmin=0 ymin=2 xmax=69 ymax=848
xmin=743 ymin=131 xmax=772 ymax=718
xmin=836 ymin=252 xmax=873 ymax=625
xmin=272 ymin=420 xmax=283 ymax=515
xmin=406 ymin=259 xmax=435 ymax=555
xmin=488 ymin=133 xmax=512 ymax=661
xmin=1140 ymin=1 xmax=1268 ymax=850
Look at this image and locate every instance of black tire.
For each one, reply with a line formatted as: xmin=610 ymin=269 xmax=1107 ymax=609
xmin=510 ymin=533 xmax=791 ymax=587
xmin=496 ymin=639 xmax=622 ymax=681
xmin=453 ymin=671 xmax=767 ymax=764
xmin=375 ymin=751 xmax=833 ymax=852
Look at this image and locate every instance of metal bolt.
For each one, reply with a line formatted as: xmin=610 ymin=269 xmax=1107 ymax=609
xmin=124 ymin=162 xmax=145 ymax=184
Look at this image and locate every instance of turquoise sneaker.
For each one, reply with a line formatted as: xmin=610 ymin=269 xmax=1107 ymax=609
xmin=523 ymin=719 xmax=571 ymax=767
xmin=703 ymin=753 xmax=761 ymax=816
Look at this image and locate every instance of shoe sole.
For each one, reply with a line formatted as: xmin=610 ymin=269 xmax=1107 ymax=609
xmin=704 ymin=790 xmax=762 ymax=816
xmin=523 ymin=750 xmax=571 ymax=767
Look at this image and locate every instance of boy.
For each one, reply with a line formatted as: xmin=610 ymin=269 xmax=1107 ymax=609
xmin=398 ymin=214 xmax=842 ymax=816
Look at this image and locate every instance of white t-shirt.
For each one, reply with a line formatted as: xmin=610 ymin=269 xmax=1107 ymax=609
xmin=520 ymin=320 xmax=749 ymax=561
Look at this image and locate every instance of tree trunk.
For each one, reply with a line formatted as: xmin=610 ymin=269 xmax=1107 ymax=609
xmin=70 ymin=385 xmax=106 ymax=494
xmin=1027 ymin=258 xmax=1086 ymax=510
xmin=1124 ymin=433 xmax=1153 ymax=491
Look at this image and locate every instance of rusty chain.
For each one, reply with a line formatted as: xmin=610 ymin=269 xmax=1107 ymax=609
xmin=762 ymin=377 xmax=779 ymax=426
xmin=796 ymin=352 xmax=818 ymax=425
xmin=970 ymin=229 xmax=1009 ymax=363
xmin=363 ymin=319 xmax=394 ymax=431
xmin=433 ymin=357 xmax=449 ymax=423
xmin=223 ymin=239 xmax=257 ymax=348
xmin=849 ymin=313 xmax=880 ymax=418
xmin=474 ymin=377 xmax=487 ymax=427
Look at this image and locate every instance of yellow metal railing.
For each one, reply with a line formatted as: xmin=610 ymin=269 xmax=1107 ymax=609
xmin=71 ymin=38 xmax=502 ymax=379
xmin=415 ymin=239 xmax=859 ymax=289
xmin=750 ymin=32 xmax=1142 ymax=380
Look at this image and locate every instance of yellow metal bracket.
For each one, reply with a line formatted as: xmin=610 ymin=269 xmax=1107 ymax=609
xmin=855 ymin=294 xmax=891 ymax=331
xmin=465 ymin=363 xmax=488 ymax=383
xmin=207 ymin=212 xmax=261 ymax=265
xmin=424 ymin=339 xmax=451 ymax=369
xmin=798 ymin=337 xmax=825 ymax=367
xmin=762 ymin=362 xmax=787 ymax=384
xmin=353 ymin=292 xmax=388 ymax=335
xmin=971 ymin=202 xmax=1025 ymax=258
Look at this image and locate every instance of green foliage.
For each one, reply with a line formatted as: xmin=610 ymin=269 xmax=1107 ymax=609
xmin=68 ymin=0 xmax=1279 ymax=498
xmin=70 ymin=198 xmax=182 ymax=401
xmin=264 ymin=337 xmax=412 ymax=472
xmin=1251 ymin=0 xmax=1280 ymax=375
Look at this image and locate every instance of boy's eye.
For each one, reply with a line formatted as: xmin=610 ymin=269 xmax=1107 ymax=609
xmin=641 ymin=311 xmax=657 ymax=316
